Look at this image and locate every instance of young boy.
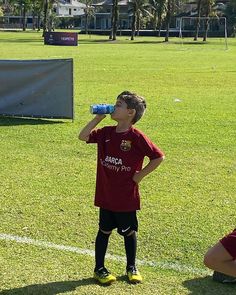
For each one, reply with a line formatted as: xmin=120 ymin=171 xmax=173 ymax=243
xmin=204 ymin=228 xmax=236 ymax=283
xmin=79 ymin=91 xmax=164 ymax=284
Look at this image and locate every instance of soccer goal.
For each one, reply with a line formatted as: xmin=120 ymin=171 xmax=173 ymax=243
xmin=178 ymin=16 xmax=228 ymax=50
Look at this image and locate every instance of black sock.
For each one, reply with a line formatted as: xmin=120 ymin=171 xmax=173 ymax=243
xmin=124 ymin=232 xmax=137 ymax=269
xmin=94 ymin=230 xmax=110 ymax=271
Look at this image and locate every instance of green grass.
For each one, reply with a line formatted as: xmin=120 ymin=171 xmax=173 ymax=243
xmin=0 ymin=31 xmax=235 ymax=294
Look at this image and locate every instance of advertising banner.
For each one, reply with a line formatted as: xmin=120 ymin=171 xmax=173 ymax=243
xmin=44 ymin=32 xmax=78 ymax=46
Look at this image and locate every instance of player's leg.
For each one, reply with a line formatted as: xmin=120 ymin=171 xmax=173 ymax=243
xmin=204 ymin=229 xmax=236 ymax=282
xmin=94 ymin=209 xmax=116 ymax=284
xmin=116 ymin=211 xmax=142 ymax=283
xmin=204 ymin=242 xmax=236 ymax=277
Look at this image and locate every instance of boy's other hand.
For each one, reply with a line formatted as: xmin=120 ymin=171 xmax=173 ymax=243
xmin=132 ymin=172 xmax=143 ymax=184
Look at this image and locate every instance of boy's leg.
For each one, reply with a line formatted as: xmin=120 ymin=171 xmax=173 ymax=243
xmin=116 ymin=211 xmax=142 ymax=283
xmin=124 ymin=231 xmax=137 ymax=268
xmin=204 ymin=242 xmax=236 ymax=277
xmin=123 ymin=231 xmax=142 ymax=283
xmin=95 ymin=229 xmax=111 ymax=271
xmin=94 ymin=209 xmax=116 ymax=284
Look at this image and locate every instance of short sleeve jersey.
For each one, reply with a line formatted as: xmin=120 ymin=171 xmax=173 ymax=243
xmin=87 ymin=126 xmax=164 ymax=212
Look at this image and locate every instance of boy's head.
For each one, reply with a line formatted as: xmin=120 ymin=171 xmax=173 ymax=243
xmin=113 ymin=91 xmax=146 ymax=124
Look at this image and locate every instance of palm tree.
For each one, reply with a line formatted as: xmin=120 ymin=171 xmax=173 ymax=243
xmin=110 ymin=0 xmax=118 ymax=40
xmin=84 ymin=2 xmax=94 ymax=34
xmin=129 ymin=0 xmax=151 ymax=40
xmin=42 ymin=0 xmax=57 ymax=36
xmin=194 ymin=0 xmax=202 ymax=41
xmin=224 ymin=0 xmax=236 ymax=37
xmin=164 ymin=0 xmax=172 ymax=41
xmin=150 ymin=0 xmax=166 ymax=36
xmin=201 ymin=0 xmax=215 ymax=41
xmin=9 ymin=0 xmax=31 ymax=31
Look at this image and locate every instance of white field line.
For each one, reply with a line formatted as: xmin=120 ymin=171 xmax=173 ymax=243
xmin=0 ymin=233 xmax=209 ymax=276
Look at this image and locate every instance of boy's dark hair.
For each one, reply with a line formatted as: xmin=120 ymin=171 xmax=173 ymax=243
xmin=117 ymin=91 xmax=146 ymax=124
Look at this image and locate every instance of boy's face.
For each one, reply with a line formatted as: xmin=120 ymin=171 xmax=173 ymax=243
xmin=111 ymin=99 xmax=135 ymax=123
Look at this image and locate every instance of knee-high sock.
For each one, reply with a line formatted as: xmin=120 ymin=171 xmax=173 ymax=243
xmin=124 ymin=232 xmax=137 ymax=269
xmin=95 ymin=230 xmax=110 ymax=271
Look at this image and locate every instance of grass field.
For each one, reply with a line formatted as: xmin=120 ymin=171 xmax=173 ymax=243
xmin=0 ymin=31 xmax=235 ymax=294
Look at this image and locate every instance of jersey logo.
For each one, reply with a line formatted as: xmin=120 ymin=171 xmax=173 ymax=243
xmin=120 ymin=140 xmax=132 ymax=151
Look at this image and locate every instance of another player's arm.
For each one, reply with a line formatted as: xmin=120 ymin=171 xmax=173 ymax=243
xmin=132 ymin=156 xmax=164 ymax=184
xmin=78 ymin=115 xmax=106 ymax=142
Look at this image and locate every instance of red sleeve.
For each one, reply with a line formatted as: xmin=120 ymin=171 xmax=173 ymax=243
xmin=138 ymin=132 xmax=164 ymax=160
xmin=86 ymin=128 xmax=103 ymax=144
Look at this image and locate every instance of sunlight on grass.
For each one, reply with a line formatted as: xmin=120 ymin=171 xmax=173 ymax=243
xmin=0 ymin=32 xmax=235 ymax=294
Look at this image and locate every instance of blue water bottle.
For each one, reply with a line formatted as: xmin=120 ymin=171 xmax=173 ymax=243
xmin=90 ymin=104 xmax=115 ymax=114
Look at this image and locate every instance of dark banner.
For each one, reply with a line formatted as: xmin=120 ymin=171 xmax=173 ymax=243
xmin=0 ymin=59 xmax=74 ymax=119
xmin=44 ymin=32 xmax=78 ymax=46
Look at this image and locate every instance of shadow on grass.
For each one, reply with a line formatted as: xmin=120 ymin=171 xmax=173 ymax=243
xmin=79 ymin=38 xmax=165 ymax=45
xmin=0 ymin=38 xmax=43 ymax=43
xmin=0 ymin=116 xmax=65 ymax=126
xmin=0 ymin=278 xmax=97 ymax=295
xmin=183 ymin=276 xmax=236 ymax=295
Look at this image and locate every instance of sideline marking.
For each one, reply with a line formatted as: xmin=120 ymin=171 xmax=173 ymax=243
xmin=0 ymin=233 xmax=209 ymax=276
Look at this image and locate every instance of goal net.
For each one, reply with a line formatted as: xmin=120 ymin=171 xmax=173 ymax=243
xmin=178 ymin=17 xmax=228 ymax=50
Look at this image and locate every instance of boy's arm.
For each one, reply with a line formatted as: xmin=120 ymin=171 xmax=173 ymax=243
xmin=78 ymin=114 xmax=106 ymax=142
xmin=132 ymin=156 xmax=164 ymax=184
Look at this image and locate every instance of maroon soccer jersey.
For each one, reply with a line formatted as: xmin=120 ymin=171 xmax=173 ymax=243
xmin=87 ymin=126 xmax=164 ymax=212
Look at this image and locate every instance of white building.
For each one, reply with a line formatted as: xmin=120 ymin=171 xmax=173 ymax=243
xmin=56 ymin=0 xmax=86 ymax=17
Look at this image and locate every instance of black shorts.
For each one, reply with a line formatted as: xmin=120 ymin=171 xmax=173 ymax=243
xmin=99 ymin=208 xmax=138 ymax=236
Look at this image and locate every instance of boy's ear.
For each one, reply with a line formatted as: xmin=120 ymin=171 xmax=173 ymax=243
xmin=128 ymin=109 xmax=136 ymax=118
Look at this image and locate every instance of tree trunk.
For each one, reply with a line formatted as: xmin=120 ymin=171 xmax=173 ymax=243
xmin=131 ymin=4 xmax=136 ymax=40
xmin=32 ymin=11 xmax=36 ymax=30
xmin=165 ymin=0 xmax=171 ymax=42
xmin=157 ymin=15 xmax=162 ymax=37
xmin=194 ymin=0 xmax=202 ymax=41
xmin=203 ymin=16 xmax=210 ymax=41
xmin=85 ymin=12 xmax=88 ymax=34
xmin=111 ymin=0 xmax=118 ymax=40
xmin=43 ymin=0 xmax=48 ymax=37
xmin=37 ymin=13 xmax=41 ymax=31
xmin=137 ymin=12 xmax=140 ymax=36
xmin=22 ymin=5 xmax=26 ymax=31
xmin=109 ymin=10 xmax=114 ymax=39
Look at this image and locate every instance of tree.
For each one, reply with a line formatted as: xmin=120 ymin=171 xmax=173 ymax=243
xmin=9 ymin=0 xmax=32 ymax=31
xmin=31 ymin=0 xmax=43 ymax=30
xmin=164 ymin=0 xmax=174 ymax=41
xmin=82 ymin=0 xmax=94 ymax=34
xmin=201 ymin=0 xmax=215 ymax=41
xmin=129 ymin=0 xmax=151 ymax=40
xmin=194 ymin=0 xmax=202 ymax=40
xmin=110 ymin=0 xmax=118 ymax=40
xmin=42 ymin=0 xmax=57 ymax=36
xmin=149 ymin=0 xmax=166 ymax=36
xmin=225 ymin=0 xmax=236 ymax=37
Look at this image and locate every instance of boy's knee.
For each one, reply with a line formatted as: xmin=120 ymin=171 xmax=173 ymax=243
xmin=204 ymin=252 xmax=215 ymax=269
xmin=118 ymin=228 xmax=135 ymax=237
xmin=100 ymin=229 xmax=112 ymax=235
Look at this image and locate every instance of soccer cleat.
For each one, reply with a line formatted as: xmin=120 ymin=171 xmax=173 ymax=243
xmin=212 ymin=271 xmax=236 ymax=283
xmin=127 ymin=266 xmax=143 ymax=283
xmin=94 ymin=267 xmax=116 ymax=285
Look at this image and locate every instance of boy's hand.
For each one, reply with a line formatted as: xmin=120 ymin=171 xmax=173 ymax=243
xmin=132 ymin=157 xmax=164 ymax=184
xmin=132 ymin=172 xmax=143 ymax=184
